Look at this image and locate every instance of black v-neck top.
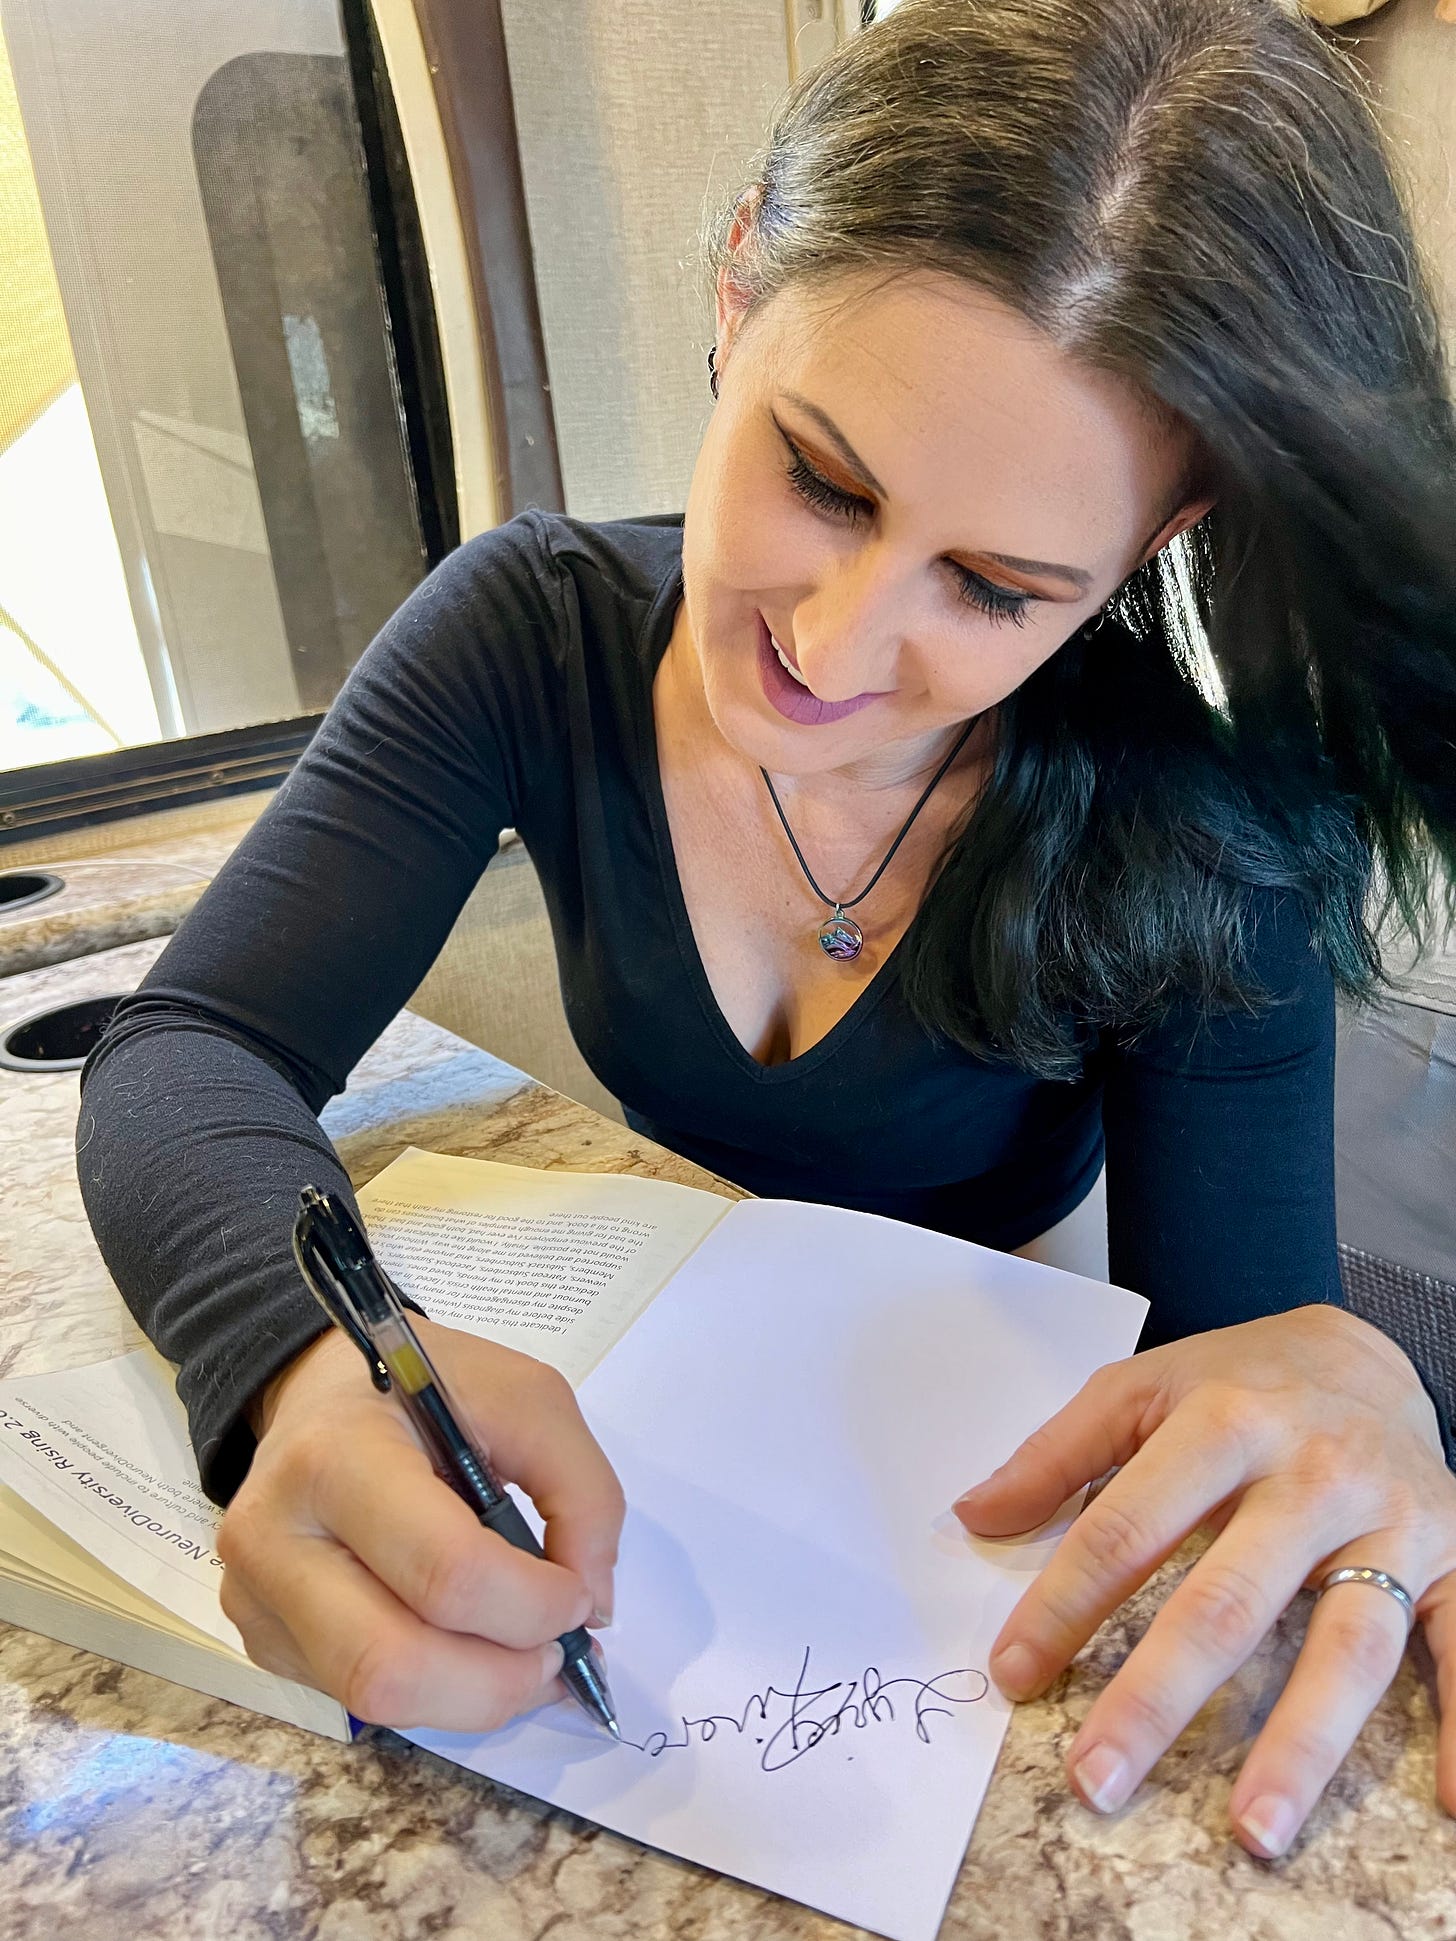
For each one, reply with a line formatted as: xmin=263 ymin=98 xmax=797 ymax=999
xmin=74 ymin=509 xmax=1451 ymax=1504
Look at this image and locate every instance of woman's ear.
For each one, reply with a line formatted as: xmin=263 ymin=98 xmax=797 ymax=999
xmin=714 ymin=185 xmax=765 ymax=366
xmin=1136 ymin=491 xmax=1217 ymax=568
xmin=713 ymin=265 xmax=750 ymax=361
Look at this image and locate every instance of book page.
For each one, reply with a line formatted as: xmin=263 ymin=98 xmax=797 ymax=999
xmin=0 ymin=1343 xmax=238 ymax=1650
xmin=405 ymin=1197 xmax=1148 ymax=1941
xmin=0 ymin=1482 xmax=234 ymax=1654
xmin=356 ymin=1148 xmax=733 ymax=1382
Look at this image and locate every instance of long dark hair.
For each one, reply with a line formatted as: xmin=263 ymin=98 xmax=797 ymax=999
xmin=704 ymin=0 xmax=1456 ymax=1076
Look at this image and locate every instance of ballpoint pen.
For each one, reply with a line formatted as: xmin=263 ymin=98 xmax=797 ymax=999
xmin=289 ymin=1184 xmax=619 ymax=1739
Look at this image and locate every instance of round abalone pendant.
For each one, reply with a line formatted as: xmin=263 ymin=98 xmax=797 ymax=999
xmin=817 ymin=907 xmax=864 ymax=960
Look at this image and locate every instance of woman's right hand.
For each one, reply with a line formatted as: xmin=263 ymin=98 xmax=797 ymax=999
xmin=217 ymin=1314 xmax=625 ymax=1732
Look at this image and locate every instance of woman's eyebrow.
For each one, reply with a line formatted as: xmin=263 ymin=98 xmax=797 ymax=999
xmin=779 ymin=389 xmax=890 ymax=496
xmin=979 ymin=548 xmax=1093 ymax=593
xmin=776 ymin=389 xmax=1094 ymax=594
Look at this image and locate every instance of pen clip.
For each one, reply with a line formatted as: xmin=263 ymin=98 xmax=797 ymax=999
xmin=292 ymin=1190 xmax=393 ymax=1393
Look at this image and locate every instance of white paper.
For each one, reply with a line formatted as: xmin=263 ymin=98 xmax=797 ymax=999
xmin=406 ymin=1197 xmax=1148 ymax=1941
xmin=0 ymin=1343 xmax=237 ymax=1650
xmin=358 ymin=1148 xmax=732 ymax=1382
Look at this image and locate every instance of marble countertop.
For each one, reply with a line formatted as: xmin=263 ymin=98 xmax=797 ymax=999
xmin=0 ymin=825 xmax=250 ymax=980
xmin=1 ymin=937 xmax=1453 ymax=1939
xmin=0 ymin=815 xmax=535 ymax=984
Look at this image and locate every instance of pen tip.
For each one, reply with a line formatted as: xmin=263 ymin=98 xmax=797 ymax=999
xmin=605 ymin=1715 xmax=622 ymax=1740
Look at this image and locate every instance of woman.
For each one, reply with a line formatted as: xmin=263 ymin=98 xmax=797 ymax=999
xmin=78 ymin=0 xmax=1456 ymax=1862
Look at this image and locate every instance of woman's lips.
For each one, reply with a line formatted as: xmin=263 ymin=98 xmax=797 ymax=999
xmin=755 ymin=614 xmax=884 ymax=726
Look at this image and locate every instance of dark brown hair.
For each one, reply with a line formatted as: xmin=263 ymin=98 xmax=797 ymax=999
xmin=703 ymin=0 xmax=1456 ymax=1075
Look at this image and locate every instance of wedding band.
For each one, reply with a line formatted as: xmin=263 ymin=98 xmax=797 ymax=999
xmin=1316 ymin=1566 xmax=1416 ymax=1634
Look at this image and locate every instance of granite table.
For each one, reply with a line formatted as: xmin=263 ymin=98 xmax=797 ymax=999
xmin=1 ymin=936 xmax=1453 ymax=1941
xmin=0 ymin=811 xmax=542 ymax=985
xmin=0 ymin=818 xmax=257 ymax=979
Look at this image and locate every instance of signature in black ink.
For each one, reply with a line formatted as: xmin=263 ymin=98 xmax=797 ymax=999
xmin=622 ymin=1645 xmax=989 ymax=1773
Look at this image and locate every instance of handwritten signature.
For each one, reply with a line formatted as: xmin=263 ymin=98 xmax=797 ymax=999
xmin=622 ymin=1645 xmax=988 ymax=1773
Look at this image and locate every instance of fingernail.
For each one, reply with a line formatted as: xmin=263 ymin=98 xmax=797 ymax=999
xmin=1073 ymin=1742 xmax=1131 ymax=1813
xmin=989 ymin=1642 xmax=1040 ymax=1697
xmin=585 ymin=1573 xmax=614 ymax=1627
xmin=953 ymin=1478 xmax=993 ymax=1509
xmin=1239 ymin=1794 xmax=1296 ymax=1857
xmin=539 ymin=1640 xmax=565 ymax=1685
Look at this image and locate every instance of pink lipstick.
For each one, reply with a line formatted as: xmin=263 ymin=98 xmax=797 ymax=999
xmin=756 ymin=614 xmax=884 ymax=727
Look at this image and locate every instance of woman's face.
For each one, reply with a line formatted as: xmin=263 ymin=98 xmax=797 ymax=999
xmin=679 ymin=267 xmax=1212 ymax=777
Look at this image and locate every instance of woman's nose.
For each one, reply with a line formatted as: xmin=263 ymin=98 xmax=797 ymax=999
xmin=795 ymin=623 xmax=898 ymax=700
xmin=792 ymin=549 xmax=909 ymax=698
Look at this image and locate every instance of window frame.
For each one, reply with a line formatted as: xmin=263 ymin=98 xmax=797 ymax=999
xmin=0 ymin=0 xmax=470 ymax=842
xmin=0 ymin=716 xmax=326 ymax=846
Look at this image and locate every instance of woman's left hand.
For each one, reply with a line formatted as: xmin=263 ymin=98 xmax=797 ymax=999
xmin=952 ymin=1303 xmax=1456 ymax=1856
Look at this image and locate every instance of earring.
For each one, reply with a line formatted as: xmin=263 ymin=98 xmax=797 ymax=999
xmin=1086 ymin=605 xmax=1109 ymax=632
xmin=708 ymin=344 xmax=720 ymax=400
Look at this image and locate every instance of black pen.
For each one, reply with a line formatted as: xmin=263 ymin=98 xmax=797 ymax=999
xmin=290 ymin=1184 xmax=619 ymax=1739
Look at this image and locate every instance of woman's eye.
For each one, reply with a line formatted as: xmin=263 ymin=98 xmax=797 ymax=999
xmin=782 ymin=444 xmax=1032 ymax=629
xmin=952 ymin=567 xmax=1031 ymax=628
xmin=784 ymin=446 xmax=867 ymax=523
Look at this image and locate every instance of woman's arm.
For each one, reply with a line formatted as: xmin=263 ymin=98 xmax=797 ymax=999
xmin=1099 ymin=882 xmax=1453 ymax=1458
xmin=76 ymin=513 xmax=558 ymax=1507
xmin=953 ymin=884 xmax=1456 ymax=1851
xmin=1103 ymin=884 xmax=1340 ymax=1336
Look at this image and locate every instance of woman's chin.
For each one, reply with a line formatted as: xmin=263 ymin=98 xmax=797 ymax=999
xmin=709 ymin=686 xmax=872 ymax=773
xmin=700 ymin=648 xmax=972 ymax=775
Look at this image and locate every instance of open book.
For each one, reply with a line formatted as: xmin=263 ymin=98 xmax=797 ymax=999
xmin=0 ymin=1148 xmax=1147 ymax=1941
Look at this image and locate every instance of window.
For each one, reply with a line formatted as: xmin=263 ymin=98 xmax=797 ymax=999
xmin=0 ymin=0 xmax=453 ymax=832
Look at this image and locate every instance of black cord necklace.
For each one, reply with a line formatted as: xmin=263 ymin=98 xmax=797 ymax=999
xmin=759 ymin=714 xmax=980 ymax=961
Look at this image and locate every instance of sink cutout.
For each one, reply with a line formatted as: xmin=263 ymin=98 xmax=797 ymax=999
xmin=0 ymin=995 xmax=123 ymax=1072
xmin=0 ymin=871 xmax=64 ymax=912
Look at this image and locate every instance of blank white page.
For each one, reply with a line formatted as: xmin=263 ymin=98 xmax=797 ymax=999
xmin=405 ymin=1196 xmax=1148 ymax=1941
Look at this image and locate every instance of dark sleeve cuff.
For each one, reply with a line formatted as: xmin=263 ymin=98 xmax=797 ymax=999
xmin=195 ymin=1288 xmax=434 ymax=1509
xmin=76 ymin=1008 xmax=440 ymax=1511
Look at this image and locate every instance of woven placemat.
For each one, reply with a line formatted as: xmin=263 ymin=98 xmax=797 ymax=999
xmin=1340 ymin=1243 xmax=1456 ymax=1461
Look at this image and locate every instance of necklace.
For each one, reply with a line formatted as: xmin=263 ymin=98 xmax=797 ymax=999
xmin=758 ymin=715 xmax=980 ymax=961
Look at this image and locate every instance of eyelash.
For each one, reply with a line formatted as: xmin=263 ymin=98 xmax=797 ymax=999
xmin=782 ymin=443 xmax=1033 ymax=629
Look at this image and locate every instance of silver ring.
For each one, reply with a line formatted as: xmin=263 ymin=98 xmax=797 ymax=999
xmin=1316 ymin=1566 xmax=1416 ymax=1634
